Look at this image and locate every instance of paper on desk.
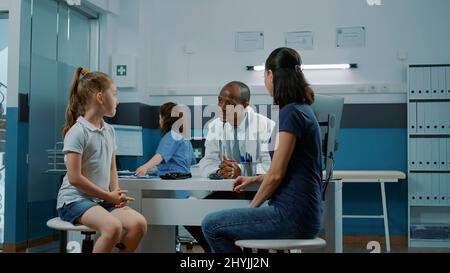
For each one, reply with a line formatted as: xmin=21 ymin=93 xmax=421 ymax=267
xmin=118 ymin=175 xmax=157 ymax=179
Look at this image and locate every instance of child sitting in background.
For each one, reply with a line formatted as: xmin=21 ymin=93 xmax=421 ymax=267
xmin=135 ymin=102 xmax=196 ymax=178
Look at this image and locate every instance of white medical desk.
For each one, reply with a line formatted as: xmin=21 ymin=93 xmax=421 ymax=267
xmin=120 ymin=170 xmax=405 ymax=253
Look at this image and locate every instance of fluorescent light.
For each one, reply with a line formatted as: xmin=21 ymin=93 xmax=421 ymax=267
xmin=301 ymin=64 xmax=357 ymax=70
xmin=246 ymin=63 xmax=357 ymax=71
xmin=246 ymin=66 xmax=265 ymax=71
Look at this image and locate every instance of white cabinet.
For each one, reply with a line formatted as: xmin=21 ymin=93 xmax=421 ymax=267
xmin=408 ymin=65 xmax=450 ymax=248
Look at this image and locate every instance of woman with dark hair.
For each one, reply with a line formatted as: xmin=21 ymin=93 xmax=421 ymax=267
xmin=202 ymin=48 xmax=323 ymax=253
xmin=135 ymin=102 xmax=196 ymax=177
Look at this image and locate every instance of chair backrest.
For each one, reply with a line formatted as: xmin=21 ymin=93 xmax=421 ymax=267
xmin=310 ymin=94 xmax=344 ymax=159
xmin=310 ymin=94 xmax=344 ymax=199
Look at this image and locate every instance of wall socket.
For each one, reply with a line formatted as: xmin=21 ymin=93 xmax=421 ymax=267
xmin=166 ymin=88 xmax=177 ymax=95
xmin=364 ymin=84 xmax=391 ymax=93
xmin=379 ymin=84 xmax=390 ymax=92
xmin=357 ymin=85 xmax=368 ymax=92
xmin=368 ymin=85 xmax=378 ymax=93
xmin=184 ymin=44 xmax=195 ymax=54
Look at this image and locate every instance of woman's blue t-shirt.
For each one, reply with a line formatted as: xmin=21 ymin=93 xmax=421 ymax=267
xmin=156 ymin=131 xmax=197 ymax=176
xmin=269 ymin=103 xmax=323 ymax=231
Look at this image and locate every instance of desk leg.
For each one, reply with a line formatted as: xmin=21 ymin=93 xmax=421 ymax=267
xmin=324 ymin=181 xmax=343 ymax=253
xmin=380 ymin=182 xmax=391 ymax=252
xmin=131 ymin=190 xmax=177 ymax=253
xmin=138 ymin=225 xmax=176 ymax=253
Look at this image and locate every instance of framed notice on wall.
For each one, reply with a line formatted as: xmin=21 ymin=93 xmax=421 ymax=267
xmin=235 ymin=31 xmax=264 ymax=52
xmin=336 ymin=26 xmax=366 ymax=48
xmin=285 ymin=31 xmax=314 ymax=50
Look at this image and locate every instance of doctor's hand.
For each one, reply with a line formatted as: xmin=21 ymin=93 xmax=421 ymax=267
xmin=233 ymin=176 xmax=259 ymax=193
xmin=219 ymin=156 xmax=241 ymax=179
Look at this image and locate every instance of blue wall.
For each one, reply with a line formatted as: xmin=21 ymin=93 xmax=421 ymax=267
xmin=5 ymin=108 xmax=29 ymax=244
xmin=27 ymin=200 xmax=56 ymax=239
xmin=335 ymin=128 xmax=408 ymax=236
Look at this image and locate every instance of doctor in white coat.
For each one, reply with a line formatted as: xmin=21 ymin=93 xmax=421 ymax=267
xmin=185 ymin=81 xmax=275 ymax=253
xmin=198 ymin=81 xmax=275 ymax=179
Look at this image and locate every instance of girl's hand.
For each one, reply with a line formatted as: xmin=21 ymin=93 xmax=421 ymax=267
xmin=107 ymin=189 xmax=129 ymax=204
xmin=115 ymin=196 xmax=135 ymax=208
xmin=135 ymin=165 xmax=148 ymax=176
xmin=115 ymin=190 xmax=135 ymax=208
xmin=233 ymin=176 xmax=259 ymax=193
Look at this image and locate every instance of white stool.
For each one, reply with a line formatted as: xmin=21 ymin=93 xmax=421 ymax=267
xmin=235 ymin=238 xmax=326 ymax=253
xmin=47 ymin=217 xmax=96 ymax=253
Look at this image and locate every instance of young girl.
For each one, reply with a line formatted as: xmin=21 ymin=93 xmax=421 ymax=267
xmin=202 ymin=47 xmax=322 ymax=253
xmin=135 ymin=102 xmax=196 ymax=177
xmin=57 ymin=67 xmax=147 ymax=253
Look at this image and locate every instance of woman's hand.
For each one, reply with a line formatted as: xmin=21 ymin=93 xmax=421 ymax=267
xmin=135 ymin=164 xmax=149 ymax=176
xmin=233 ymin=176 xmax=260 ymax=192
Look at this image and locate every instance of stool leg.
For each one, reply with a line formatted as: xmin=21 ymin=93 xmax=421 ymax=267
xmin=60 ymin=231 xmax=67 ymax=253
xmin=380 ymin=182 xmax=390 ymax=252
xmin=81 ymin=232 xmax=95 ymax=253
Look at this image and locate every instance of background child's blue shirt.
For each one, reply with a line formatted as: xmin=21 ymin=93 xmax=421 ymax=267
xmin=156 ymin=131 xmax=196 ymax=176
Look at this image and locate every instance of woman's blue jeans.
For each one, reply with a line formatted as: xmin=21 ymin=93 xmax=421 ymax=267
xmin=201 ymin=205 xmax=319 ymax=253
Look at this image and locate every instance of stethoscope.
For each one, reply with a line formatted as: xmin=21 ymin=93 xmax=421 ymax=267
xmin=218 ymin=111 xmax=261 ymax=164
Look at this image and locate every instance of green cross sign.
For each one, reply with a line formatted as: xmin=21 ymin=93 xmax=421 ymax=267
xmin=116 ymin=65 xmax=127 ymax=76
xmin=194 ymin=148 xmax=202 ymax=159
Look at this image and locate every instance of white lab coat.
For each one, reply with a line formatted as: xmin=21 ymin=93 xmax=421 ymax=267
xmin=198 ymin=106 xmax=275 ymax=177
